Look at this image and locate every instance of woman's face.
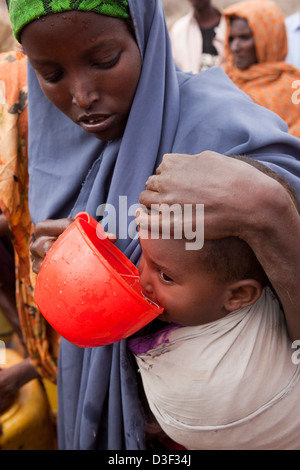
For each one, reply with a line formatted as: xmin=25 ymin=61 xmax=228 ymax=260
xmin=228 ymin=18 xmax=257 ymax=70
xmin=21 ymin=11 xmax=142 ymax=141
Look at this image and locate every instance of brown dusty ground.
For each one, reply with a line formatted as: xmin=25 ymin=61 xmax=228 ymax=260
xmin=162 ymin=0 xmax=300 ymax=27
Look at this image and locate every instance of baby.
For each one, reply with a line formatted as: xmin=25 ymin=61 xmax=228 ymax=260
xmin=129 ymin=157 xmax=300 ymax=450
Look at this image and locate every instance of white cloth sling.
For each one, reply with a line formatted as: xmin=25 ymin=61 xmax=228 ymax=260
xmin=130 ymin=287 xmax=300 ymax=449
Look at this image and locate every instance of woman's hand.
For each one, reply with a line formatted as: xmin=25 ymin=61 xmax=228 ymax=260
xmin=139 ymin=151 xmax=272 ymax=240
xmin=30 ymin=218 xmax=74 ymax=274
xmin=30 ymin=217 xmax=117 ymax=274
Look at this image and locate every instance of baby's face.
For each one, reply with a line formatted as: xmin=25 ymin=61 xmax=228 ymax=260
xmin=138 ymin=234 xmax=230 ymax=327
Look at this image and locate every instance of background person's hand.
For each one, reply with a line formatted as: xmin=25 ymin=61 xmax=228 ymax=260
xmin=30 ymin=218 xmax=74 ymax=274
xmin=0 ymin=358 xmax=39 ymax=415
xmin=0 ymin=366 xmax=17 ymax=414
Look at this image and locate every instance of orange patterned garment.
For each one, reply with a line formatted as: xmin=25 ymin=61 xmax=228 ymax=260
xmin=0 ymin=51 xmax=58 ymax=382
xmin=222 ymin=0 xmax=300 ymax=138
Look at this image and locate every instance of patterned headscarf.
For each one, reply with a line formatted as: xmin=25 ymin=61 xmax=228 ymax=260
xmin=223 ymin=0 xmax=287 ymax=65
xmin=7 ymin=0 xmax=130 ymax=41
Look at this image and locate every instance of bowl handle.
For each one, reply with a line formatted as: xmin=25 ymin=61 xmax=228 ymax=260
xmin=75 ymin=211 xmax=105 ymax=236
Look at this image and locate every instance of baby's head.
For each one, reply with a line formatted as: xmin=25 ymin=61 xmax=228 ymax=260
xmin=137 ymin=156 xmax=299 ymax=327
xmin=137 ymin=221 xmax=266 ymax=327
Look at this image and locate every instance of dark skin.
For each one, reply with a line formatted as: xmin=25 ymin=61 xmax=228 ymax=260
xmin=0 ymin=215 xmax=39 ymax=414
xmin=189 ymin=0 xmax=221 ymax=28
xmin=0 ymin=215 xmax=22 ymax=339
xmin=1 ymin=11 xmax=142 ymax=415
xmin=22 ymin=11 xmax=141 ymax=268
xmin=0 ymin=359 xmax=39 ymax=414
xmin=228 ymin=18 xmax=258 ymax=70
xmin=21 ymin=12 xmax=142 ymax=142
xmin=139 ymin=151 xmax=300 ymax=341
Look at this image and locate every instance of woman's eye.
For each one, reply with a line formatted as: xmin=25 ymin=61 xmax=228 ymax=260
xmin=92 ymin=53 xmax=120 ymax=70
xmin=41 ymin=71 xmax=63 ymax=84
xmin=159 ymin=271 xmax=174 ymax=283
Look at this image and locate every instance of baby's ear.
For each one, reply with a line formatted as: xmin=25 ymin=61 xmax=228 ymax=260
xmin=224 ymin=279 xmax=262 ymax=312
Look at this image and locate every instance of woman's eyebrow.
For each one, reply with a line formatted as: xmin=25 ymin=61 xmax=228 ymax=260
xmin=29 ymin=39 xmax=120 ymax=66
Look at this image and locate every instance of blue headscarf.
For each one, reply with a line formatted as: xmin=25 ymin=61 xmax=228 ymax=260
xmin=27 ymin=0 xmax=300 ymax=450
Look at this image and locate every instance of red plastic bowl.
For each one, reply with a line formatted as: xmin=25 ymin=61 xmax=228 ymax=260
xmin=34 ymin=212 xmax=163 ymax=347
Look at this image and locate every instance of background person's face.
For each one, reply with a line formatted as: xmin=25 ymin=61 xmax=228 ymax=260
xmin=228 ymin=18 xmax=257 ymax=70
xmin=22 ymin=11 xmax=142 ymax=141
xmin=189 ymin=0 xmax=211 ymax=12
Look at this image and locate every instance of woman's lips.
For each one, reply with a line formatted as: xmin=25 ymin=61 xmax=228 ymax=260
xmin=77 ymin=114 xmax=114 ymax=133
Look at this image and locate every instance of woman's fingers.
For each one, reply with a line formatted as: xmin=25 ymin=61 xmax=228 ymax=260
xmin=30 ymin=218 xmax=74 ymax=274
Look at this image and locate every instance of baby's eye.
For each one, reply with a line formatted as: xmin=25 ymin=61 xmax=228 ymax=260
xmin=159 ymin=271 xmax=174 ymax=283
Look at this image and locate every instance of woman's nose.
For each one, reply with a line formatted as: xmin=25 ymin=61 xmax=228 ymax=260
xmin=230 ymin=38 xmax=241 ymax=52
xmin=71 ymin=78 xmax=99 ymax=109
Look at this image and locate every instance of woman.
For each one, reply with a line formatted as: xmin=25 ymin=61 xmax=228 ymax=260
xmin=222 ymin=0 xmax=300 ymax=138
xmin=5 ymin=0 xmax=300 ymax=450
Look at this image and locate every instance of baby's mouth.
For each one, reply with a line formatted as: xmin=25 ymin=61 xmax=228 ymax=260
xmin=142 ymin=292 xmax=161 ymax=309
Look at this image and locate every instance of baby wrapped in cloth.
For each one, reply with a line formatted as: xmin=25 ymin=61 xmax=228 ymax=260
xmin=129 ymin=287 xmax=300 ymax=449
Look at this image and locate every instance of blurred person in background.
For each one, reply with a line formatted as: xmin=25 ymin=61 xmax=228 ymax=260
xmin=285 ymin=3 xmax=300 ymax=68
xmin=222 ymin=0 xmax=300 ymax=138
xmin=169 ymin=0 xmax=225 ymax=73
